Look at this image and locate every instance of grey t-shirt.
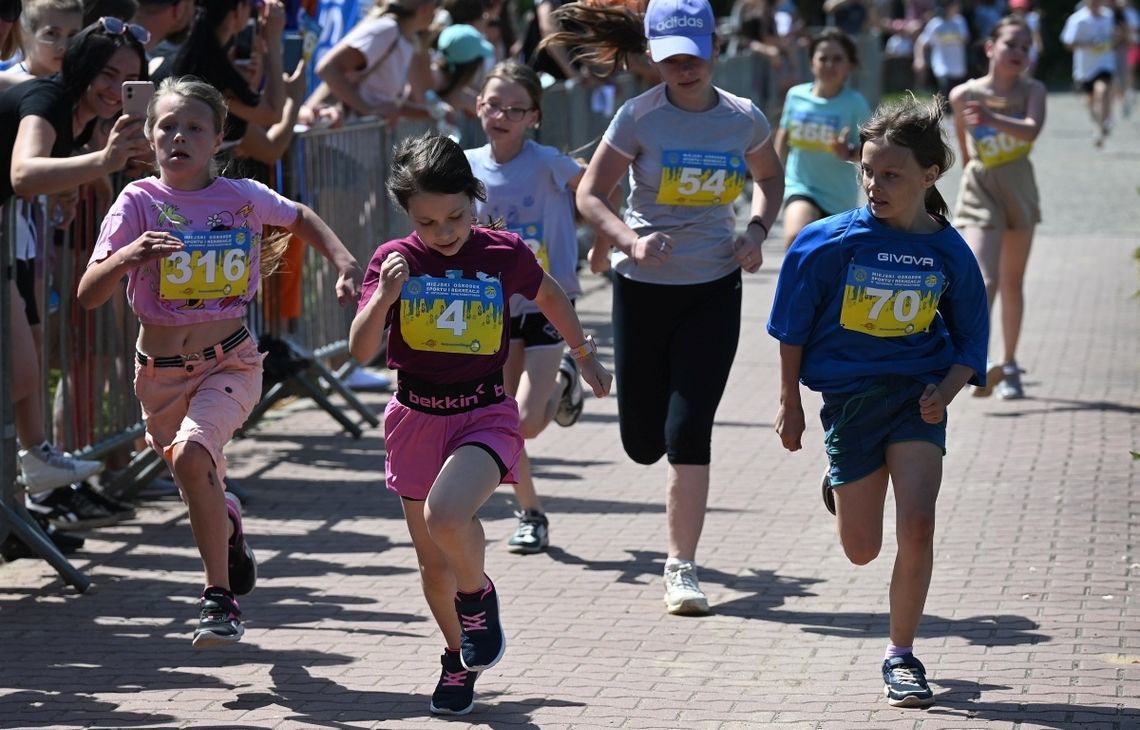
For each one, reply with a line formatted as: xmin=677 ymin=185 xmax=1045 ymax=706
xmin=603 ymin=84 xmax=771 ymax=285
xmin=466 ymin=140 xmax=583 ymax=314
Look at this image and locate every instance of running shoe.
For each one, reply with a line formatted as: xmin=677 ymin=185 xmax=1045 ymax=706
xmin=882 ymin=654 xmax=936 ymax=708
xmin=663 ymin=560 xmax=710 ymax=616
xmin=821 ymin=471 xmax=836 ymax=516
xmin=27 ymin=487 xmax=116 ymax=531
xmin=553 ymin=353 xmax=584 ymax=427
xmin=507 ymin=509 xmax=549 ymax=554
xmin=430 ymin=648 xmax=478 ymax=715
xmin=74 ymin=481 xmax=136 ymax=522
xmin=455 ymin=576 xmax=506 ymax=671
xmin=192 ymin=586 xmax=244 ymax=648
xmin=18 ymin=443 xmax=103 ymax=494
xmin=225 ymin=492 xmax=257 ymax=596
xmin=971 ymin=363 xmax=1005 ymax=397
xmin=997 ymin=361 xmax=1026 ymax=400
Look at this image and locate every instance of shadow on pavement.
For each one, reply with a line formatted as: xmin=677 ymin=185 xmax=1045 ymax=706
xmin=928 ymin=678 xmax=1138 ymax=728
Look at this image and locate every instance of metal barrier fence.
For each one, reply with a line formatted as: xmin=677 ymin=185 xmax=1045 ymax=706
xmin=0 ymin=41 xmax=880 ymax=584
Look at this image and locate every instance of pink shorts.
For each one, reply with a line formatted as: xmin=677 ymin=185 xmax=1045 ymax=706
xmin=133 ymin=337 xmax=264 ymax=481
xmin=383 ymin=396 xmax=523 ymax=501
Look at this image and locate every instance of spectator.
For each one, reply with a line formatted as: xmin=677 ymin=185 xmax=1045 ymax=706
xmin=1 ymin=0 xmax=83 ymax=93
xmin=824 ymin=0 xmax=870 ymax=35
xmin=520 ymin=0 xmax=589 ymax=85
xmin=914 ymin=0 xmax=969 ymax=99
xmin=433 ymin=22 xmax=494 ymax=118
xmin=132 ymin=0 xmax=194 ymax=77
xmin=82 ymin=0 xmax=136 ymax=25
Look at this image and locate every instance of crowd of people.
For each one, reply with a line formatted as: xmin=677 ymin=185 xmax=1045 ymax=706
xmin=0 ymin=0 xmax=1136 ymax=718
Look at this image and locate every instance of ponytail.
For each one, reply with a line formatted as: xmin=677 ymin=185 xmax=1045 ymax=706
xmin=540 ymin=3 xmax=646 ymax=77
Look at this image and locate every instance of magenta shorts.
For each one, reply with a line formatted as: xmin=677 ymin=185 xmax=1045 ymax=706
xmin=133 ymin=337 xmax=263 ymax=481
xmin=383 ymin=396 xmax=523 ymax=501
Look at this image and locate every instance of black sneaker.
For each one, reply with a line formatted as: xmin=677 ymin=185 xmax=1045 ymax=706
xmin=192 ymin=586 xmax=244 ymax=648
xmin=553 ymin=353 xmax=584 ymax=427
xmin=882 ymin=654 xmax=935 ymax=708
xmin=507 ymin=509 xmax=549 ymax=554
xmin=429 ymin=649 xmax=478 ymax=715
xmin=74 ymin=481 xmax=136 ymax=522
xmin=225 ymin=492 xmax=257 ymax=596
xmin=27 ymin=487 xmax=117 ymax=531
xmin=455 ymin=576 xmax=506 ymax=671
xmin=821 ymin=472 xmax=836 ymax=516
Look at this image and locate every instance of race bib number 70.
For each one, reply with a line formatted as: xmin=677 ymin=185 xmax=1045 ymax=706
xmin=839 ymin=263 xmax=945 ymax=338
xmin=400 ymin=275 xmax=504 ymax=355
xmin=160 ymin=230 xmax=251 ymax=300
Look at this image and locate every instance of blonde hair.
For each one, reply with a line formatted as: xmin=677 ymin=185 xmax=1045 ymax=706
xmin=143 ymin=76 xmax=290 ymax=277
xmin=20 ymin=0 xmax=83 ymax=34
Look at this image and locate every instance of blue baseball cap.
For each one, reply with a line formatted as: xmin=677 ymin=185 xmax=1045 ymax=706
xmin=644 ymin=0 xmax=715 ymax=62
xmin=438 ymin=24 xmax=494 ymax=65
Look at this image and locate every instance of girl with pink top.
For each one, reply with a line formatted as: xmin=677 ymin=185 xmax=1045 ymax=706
xmin=77 ymin=77 xmax=362 ymax=648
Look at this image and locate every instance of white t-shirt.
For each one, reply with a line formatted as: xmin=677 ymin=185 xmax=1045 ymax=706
xmin=1060 ymin=5 xmax=1116 ymax=81
xmin=338 ymin=15 xmax=415 ymax=110
xmin=919 ymin=15 xmax=970 ymax=80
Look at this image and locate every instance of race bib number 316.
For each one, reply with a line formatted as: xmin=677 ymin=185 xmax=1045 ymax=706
xmin=160 ymin=230 xmax=251 ymax=300
xmin=839 ymin=264 xmax=945 ymax=338
xmin=657 ymin=150 xmax=747 ymax=206
xmin=400 ymin=276 xmax=504 ymax=355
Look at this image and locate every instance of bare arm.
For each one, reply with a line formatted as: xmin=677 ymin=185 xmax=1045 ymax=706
xmin=10 ymin=115 xmax=149 ymax=197
xmin=978 ymin=81 xmax=1047 ymax=141
xmin=532 ymin=273 xmax=612 ymax=397
xmin=537 ymin=3 xmax=581 ymax=80
xmin=775 ymin=342 xmax=805 ymax=451
xmin=235 ymin=61 xmax=307 ymax=164
xmin=947 ymin=83 xmax=972 ymax=165
xmin=285 ymin=204 xmax=362 ymax=305
xmin=349 ymin=252 xmax=404 ymax=363
xmin=745 ymin=138 xmax=783 ymax=235
xmin=77 ymin=230 xmax=183 ymax=309
xmin=773 ymin=126 xmax=789 ymax=163
xmin=317 ymin=44 xmax=376 ymax=117
xmin=576 ymin=142 xmax=638 ymax=255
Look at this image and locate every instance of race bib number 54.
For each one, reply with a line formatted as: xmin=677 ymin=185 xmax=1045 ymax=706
xmin=839 ymin=263 xmax=945 ymax=338
xmin=657 ymin=150 xmax=747 ymax=206
xmin=400 ymin=276 xmax=504 ymax=355
xmin=160 ymin=230 xmax=251 ymax=300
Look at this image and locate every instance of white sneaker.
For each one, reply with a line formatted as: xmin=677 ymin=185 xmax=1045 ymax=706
xmin=19 ymin=443 xmax=103 ymax=495
xmin=663 ymin=560 xmax=710 ymax=616
xmin=342 ymin=368 xmax=392 ymax=391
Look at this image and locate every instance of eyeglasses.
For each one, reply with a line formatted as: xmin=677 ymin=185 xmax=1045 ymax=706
xmin=0 ymin=0 xmax=22 ymax=24
xmin=479 ymin=101 xmax=533 ymax=122
xmin=98 ymin=16 xmax=151 ymax=45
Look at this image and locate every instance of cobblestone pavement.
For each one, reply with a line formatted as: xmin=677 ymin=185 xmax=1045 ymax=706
xmin=1 ymin=93 xmax=1137 ymax=729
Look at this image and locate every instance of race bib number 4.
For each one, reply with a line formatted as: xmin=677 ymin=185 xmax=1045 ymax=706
xmin=508 ymin=222 xmax=550 ymax=272
xmin=657 ymin=150 xmax=747 ymax=206
xmin=972 ymin=125 xmax=1032 ymax=168
xmin=400 ymin=275 xmax=504 ymax=355
xmin=787 ymin=111 xmax=841 ymax=153
xmin=160 ymin=230 xmax=251 ymax=300
xmin=839 ymin=263 xmax=945 ymax=338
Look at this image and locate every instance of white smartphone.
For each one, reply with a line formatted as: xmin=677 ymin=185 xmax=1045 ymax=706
xmin=121 ymin=80 xmax=155 ymax=119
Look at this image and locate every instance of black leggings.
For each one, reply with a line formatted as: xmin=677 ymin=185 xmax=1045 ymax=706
xmin=612 ymin=270 xmax=742 ymax=466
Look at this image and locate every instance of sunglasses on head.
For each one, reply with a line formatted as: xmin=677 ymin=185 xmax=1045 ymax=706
xmin=98 ymin=15 xmax=151 ymax=45
xmin=0 ymin=0 xmax=22 ymax=24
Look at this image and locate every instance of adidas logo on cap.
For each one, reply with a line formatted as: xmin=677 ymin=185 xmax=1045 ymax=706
xmin=655 ymin=16 xmax=705 ymax=31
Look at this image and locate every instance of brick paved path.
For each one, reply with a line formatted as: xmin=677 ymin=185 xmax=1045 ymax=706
xmin=1 ymin=93 xmax=1137 ymax=729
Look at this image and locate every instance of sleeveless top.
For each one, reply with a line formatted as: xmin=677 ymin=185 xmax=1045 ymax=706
xmin=961 ymin=77 xmax=1034 ymax=169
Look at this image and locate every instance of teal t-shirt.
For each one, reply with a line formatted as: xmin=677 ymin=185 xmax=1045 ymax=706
xmin=780 ymin=83 xmax=870 ymax=216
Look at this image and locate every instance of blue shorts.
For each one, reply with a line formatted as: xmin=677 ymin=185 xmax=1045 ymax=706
xmin=820 ymin=375 xmax=947 ymax=487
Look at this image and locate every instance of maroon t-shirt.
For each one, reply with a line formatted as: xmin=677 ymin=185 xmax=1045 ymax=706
xmin=358 ymin=227 xmax=545 ymax=383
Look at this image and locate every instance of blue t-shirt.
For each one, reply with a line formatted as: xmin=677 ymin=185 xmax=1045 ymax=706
xmin=767 ymin=206 xmax=989 ymax=394
xmin=779 ymin=83 xmax=870 ymax=216
xmin=465 ymin=140 xmax=583 ymax=315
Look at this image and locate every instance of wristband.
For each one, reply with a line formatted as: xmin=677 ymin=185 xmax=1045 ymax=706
xmin=747 ymin=216 xmax=769 ymax=238
xmin=567 ymin=335 xmax=597 ymax=361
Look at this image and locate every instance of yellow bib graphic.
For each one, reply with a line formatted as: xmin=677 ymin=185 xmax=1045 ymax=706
xmin=508 ymin=223 xmax=550 ymax=273
xmin=657 ymin=150 xmax=747 ymax=207
xmin=400 ymin=275 xmax=504 ymax=355
xmin=971 ymin=125 xmax=1032 ymax=168
xmin=787 ymin=111 xmax=842 ymax=153
xmin=160 ymin=230 xmax=251 ymax=300
xmin=839 ymin=263 xmax=945 ymax=338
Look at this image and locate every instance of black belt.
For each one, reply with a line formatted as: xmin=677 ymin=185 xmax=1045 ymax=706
xmin=396 ymin=370 xmax=506 ymax=415
xmin=136 ymin=328 xmax=250 ymax=368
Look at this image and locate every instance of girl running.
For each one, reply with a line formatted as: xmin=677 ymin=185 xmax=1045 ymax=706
xmin=77 ymin=77 xmax=362 ymax=647
xmin=348 ymin=133 xmax=610 ymax=715
xmin=949 ymin=16 xmax=1046 ymax=399
xmin=465 ymin=59 xmax=612 ymax=554
xmin=768 ymin=94 xmax=989 ymax=708
xmin=550 ymin=0 xmax=784 ymax=615
xmin=775 ymin=27 xmax=870 ymax=249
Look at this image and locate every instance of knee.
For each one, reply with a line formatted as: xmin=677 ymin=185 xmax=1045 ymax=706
xmin=169 ymin=442 xmax=216 ymax=488
xmin=423 ymin=505 xmax=471 ymax=543
xmin=842 ymin=539 xmax=882 ymax=566
xmin=624 ymin=442 xmax=665 ymax=465
xmin=896 ymin=512 xmax=937 ymax=550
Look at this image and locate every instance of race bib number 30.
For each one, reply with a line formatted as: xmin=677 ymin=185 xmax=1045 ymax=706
xmin=508 ymin=223 xmax=550 ymax=272
xmin=657 ymin=150 xmax=747 ymax=207
xmin=400 ymin=276 xmax=504 ymax=355
xmin=160 ymin=230 xmax=251 ymax=300
xmin=972 ymin=125 xmax=1032 ymax=168
xmin=839 ymin=263 xmax=945 ymax=338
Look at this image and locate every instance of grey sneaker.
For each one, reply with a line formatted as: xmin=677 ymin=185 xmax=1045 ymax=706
xmin=663 ymin=560 xmax=710 ymax=616
xmin=507 ymin=510 xmax=549 ymax=554
xmin=882 ymin=654 xmax=935 ymax=708
xmin=18 ymin=443 xmax=103 ymax=494
xmin=997 ymin=362 xmax=1025 ymax=400
xmin=553 ymin=353 xmax=584 ymax=427
xmin=971 ymin=364 xmax=1005 ymax=398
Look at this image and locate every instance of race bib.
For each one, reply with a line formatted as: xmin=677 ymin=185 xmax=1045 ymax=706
xmin=160 ymin=230 xmax=251 ymax=300
xmin=972 ymin=125 xmax=1032 ymax=168
xmin=400 ymin=275 xmax=504 ymax=355
xmin=657 ymin=150 xmax=747 ymax=207
xmin=787 ymin=111 xmax=842 ymax=153
xmin=839 ymin=263 xmax=945 ymax=338
xmin=508 ymin=222 xmax=550 ymax=272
